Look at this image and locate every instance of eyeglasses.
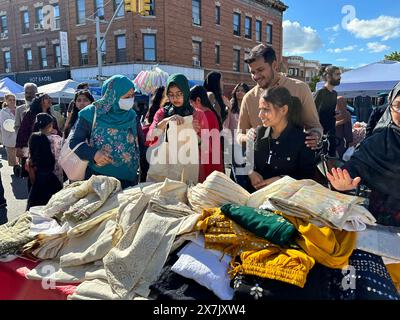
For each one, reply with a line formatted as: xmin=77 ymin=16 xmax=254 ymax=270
xmin=167 ymin=92 xmax=184 ymax=100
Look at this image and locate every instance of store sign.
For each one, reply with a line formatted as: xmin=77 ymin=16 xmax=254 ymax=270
xmin=60 ymin=31 xmax=70 ymax=66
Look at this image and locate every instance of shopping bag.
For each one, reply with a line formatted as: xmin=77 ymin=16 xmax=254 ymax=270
xmin=58 ymin=109 xmax=97 ymax=181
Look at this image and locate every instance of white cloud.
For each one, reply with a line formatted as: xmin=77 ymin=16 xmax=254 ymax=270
xmin=359 ymin=48 xmax=365 ymax=52
xmin=325 ymin=24 xmax=340 ymax=32
xmin=327 ymin=45 xmax=357 ymax=53
xmin=336 ymin=58 xmax=348 ymax=62
xmin=366 ymin=42 xmax=390 ymax=53
xmin=283 ymin=20 xmax=323 ymax=55
xmin=345 ymin=15 xmax=400 ymax=40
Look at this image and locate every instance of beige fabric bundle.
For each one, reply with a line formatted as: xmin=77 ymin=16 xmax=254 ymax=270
xmin=104 ymin=179 xmax=200 ymax=299
xmin=188 ymin=171 xmax=250 ymax=213
xmin=42 ymin=175 xmax=121 ymax=222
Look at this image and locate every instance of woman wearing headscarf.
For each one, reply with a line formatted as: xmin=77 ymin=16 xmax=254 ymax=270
xmin=327 ymin=81 xmax=400 ymax=226
xmin=69 ymin=75 xmax=140 ymax=188
xmin=203 ymin=71 xmax=228 ymax=123
xmin=147 ymin=73 xmax=207 ymax=182
xmin=335 ymin=96 xmax=353 ymax=158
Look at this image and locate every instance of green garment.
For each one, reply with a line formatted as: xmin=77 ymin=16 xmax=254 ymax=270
xmin=220 ymin=203 xmax=297 ymax=246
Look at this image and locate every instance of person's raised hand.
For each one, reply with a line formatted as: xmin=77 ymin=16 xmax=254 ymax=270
xmin=326 ymin=168 xmax=361 ymax=191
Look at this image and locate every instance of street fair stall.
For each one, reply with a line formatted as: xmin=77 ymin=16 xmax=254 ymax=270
xmin=0 ymin=172 xmax=399 ymax=300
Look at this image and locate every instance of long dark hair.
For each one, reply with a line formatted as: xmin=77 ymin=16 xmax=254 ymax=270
xmin=30 ymin=94 xmax=52 ymax=117
xmin=262 ymin=86 xmax=304 ymax=129
xmin=190 ymin=85 xmax=222 ymax=130
xmin=64 ymin=90 xmax=94 ymax=138
xmin=146 ymin=86 xmax=165 ymax=124
xmin=231 ymin=83 xmax=250 ymax=114
xmin=203 ymin=71 xmax=227 ymax=122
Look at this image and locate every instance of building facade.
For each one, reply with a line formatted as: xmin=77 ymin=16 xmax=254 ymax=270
xmin=0 ymin=0 xmax=287 ymax=93
xmin=282 ymin=56 xmax=321 ymax=84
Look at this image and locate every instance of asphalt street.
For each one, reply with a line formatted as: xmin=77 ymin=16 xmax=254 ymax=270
xmin=0 ymin=146 xmax=28 ymax=225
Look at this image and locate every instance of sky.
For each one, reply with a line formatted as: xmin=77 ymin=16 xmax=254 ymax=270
xmin=282 ymin=0 xmax=400 ymax=69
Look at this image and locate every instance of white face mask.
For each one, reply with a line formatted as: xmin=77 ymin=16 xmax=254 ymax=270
xmin=119 ymin=97 xmax=135 ymax=111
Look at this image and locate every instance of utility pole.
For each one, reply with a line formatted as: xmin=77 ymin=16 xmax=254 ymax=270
xmin=87 ymin=0 xmax=126 ymax=84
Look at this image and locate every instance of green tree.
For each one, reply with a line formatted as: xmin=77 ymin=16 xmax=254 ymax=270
xmin=309 ymin=75 xmax=321 ymax=92
xmin=385 ymin=51 xmax=400 ymax=62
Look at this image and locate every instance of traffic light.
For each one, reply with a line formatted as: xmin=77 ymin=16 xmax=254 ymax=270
xmin=138 ymin=0 xmax=151 ymax=16
xmin=124 ymin=0 xmax=137 ymax=13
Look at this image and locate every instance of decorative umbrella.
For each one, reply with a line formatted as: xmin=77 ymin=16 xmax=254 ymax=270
xmin=133 ymin=66 xmax=169 ymax=95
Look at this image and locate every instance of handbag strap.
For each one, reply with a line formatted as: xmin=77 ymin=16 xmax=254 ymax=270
xmin=61 ymin=141 xmax=87 ymax=161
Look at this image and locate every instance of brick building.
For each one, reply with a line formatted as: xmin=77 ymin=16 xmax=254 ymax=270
xmin=0 ymin=0 xmax=287 ymax=94
xmin=282 ymin=56 xmax=321 ymax=84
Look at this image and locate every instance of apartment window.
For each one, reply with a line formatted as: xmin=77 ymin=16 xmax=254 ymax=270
xmin=244 ymin=51 xmax=250 ymax=73
xmin=266 ymin=23 xmax=273 ymax=45
xmin=244 ymin=17 xmax=252 ymax=39
xmin=233 ymin=49 xmax=240 ymax=72
xmin=114 ymin=0 xmax=124 ymax=17
xmin=144 ymin=0 xmax=155 ymax=16
xmin=39 ymin=47 xmax=48 ymax=69
xmin=143 ymin=34 xmax=156 ymax=61
xmin=115 ymin=35 xmax=126 ymax=62
xmin=35 ymin=7 xmax=43 ymax=28
xmin=192 ymin=0 xmax=201 ymax=26
xmin=21 ymin=10 xmax=29 ymax=34
xmin=78 ymin=40 xmax=88 ymax=65
xmin=95 ymin=0 xmax=105 ymax=19
xmin=24 ymin=48 xmax=33 ymax=70
xmin=3 ymin=51 xmax=11 ymax=72
xmin=192 ymin=41 xmax=201 ymax=67
xmin=300 ymin=70 xmax=304 ymax=78
xmin=288 ymin=68 xmax=294 ymax=76
xmin=53 ymin=4 xmax=60 ymax=29
xmin=215 ymin=44 xmax=220 ymax=65
xmin=0 ymin=15 xmax=8 ymax=34
xmin=215 ymin=6 xmax=220 ymax=25
xmin=54 ymin=44 xmax=61 ymax=68
xmin=76 ymin=0 xmax=86 ymax=24
xmin=233 ymin=13 xmax=240 ymax=36
xmin=255 ymin=20 xmax=262 ymax=42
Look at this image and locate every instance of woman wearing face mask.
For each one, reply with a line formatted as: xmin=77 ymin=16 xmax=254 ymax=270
xmin=63 ymin=90 xmax=95 ymax=139
xmin=248 ymin=86 xmax=316 ymax=191
xmin=27 ymin=113 xmax=63 ymax=209
xmin=69 ymin=75 xmax=140 ymax=188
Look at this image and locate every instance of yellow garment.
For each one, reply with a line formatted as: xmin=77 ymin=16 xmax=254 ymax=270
xmin=196 ymin=208 xmax=314 ymax=288
xmin=238 ymin=247 xmax=315 ymax=288
xmin=283 ymin=213 xmax=356 ymax=269
xmin=386 ymin=264 xmax=400 ymax=292
xmin=195 ymin=208 xmax=274 ymax=257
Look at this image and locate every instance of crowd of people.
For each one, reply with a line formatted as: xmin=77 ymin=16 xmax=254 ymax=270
xmin=0 ymin=43 xmax=398 ymax=233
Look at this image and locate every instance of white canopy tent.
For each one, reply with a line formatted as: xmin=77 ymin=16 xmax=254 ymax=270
xmin=16 ymin=79 xmax=79 ymax=102
xmin=0 ymin=77 xmax=24 ymax=98
xmin=316 ymin=60 xmax=400 ymax=98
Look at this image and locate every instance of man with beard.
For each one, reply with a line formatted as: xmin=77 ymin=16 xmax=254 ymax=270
xmin=314 ymin=66 xmax=342 ymax=156
xmin=237 ymin=44 xmax=322 ymax=148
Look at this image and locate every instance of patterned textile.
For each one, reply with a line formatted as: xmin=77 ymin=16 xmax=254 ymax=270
xmin=0 ymin=213 xmax=34 ymax=256
xmin=265 ymin=178 xmax=376 ymax=231
xmin=232 ymin=250 xmax=400 ymax=300
xmin=47 ymin=134 xmax=64 ymax=184
xmin=42 ymin=175 xmax=121 ymax=222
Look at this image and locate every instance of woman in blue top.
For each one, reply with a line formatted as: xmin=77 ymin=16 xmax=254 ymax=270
xmin=69 ymin=75 xmax=139 ymax=188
